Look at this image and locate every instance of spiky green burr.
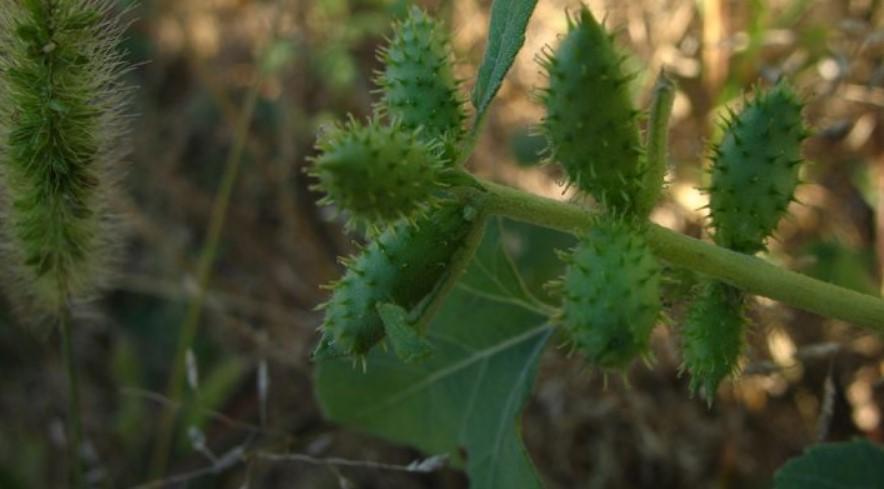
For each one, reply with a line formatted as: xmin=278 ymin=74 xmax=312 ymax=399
xmin=708 ymin=82 xmax=806 ymax=253
xmin=557 ymin=216 xmax=661 ymax=369
xmin=310 ymin=118 xmax=449 ymax=226
xmin=540 ymin=7 xmax=643 ymax=214
xmin=316 ymin=200 xmax=481 ymax=359
xmin=681 ymin=281 xmax=746 ymax=400
xmin=376 ymin=7 xmax=467 ymax=163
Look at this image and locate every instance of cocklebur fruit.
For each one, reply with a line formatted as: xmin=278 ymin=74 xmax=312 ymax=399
xmin=680 ymin=281 xmax=746 ymax=401
xmin=0 ymin=0 xmax=131 ymax=312
xmin=376 ymin=7 xmax=467 ymax=163
xmin=556 ymin=216 xmax=661 ymax=369
xmin=539 ymin=7 xmax=643 ymax=214
xmin=708 ymin=82 xmax=806 ymax=253
xmin=316 ymin=200 xmax=483 ymax=360
xmin=310 ymin=117 xmax=448 ymax=226
xmin=685 ymin=82 xmax=805 ymax=401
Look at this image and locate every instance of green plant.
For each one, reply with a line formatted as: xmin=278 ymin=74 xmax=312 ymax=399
xmin=375 ymin=6 xmax=467 ymax=162
xmin=679 ymin=82 xmax=807 ymax=401
xmin=310 ymin=117 xmax=451 ymax=227
xmin=538 ymin=8 xmax=642 ymax=215
xmin=707 ymin=83 xmax=806 ymax=254
xmin=0 ymin=0 xmax=129 ymax=313
xmin=0 ymin=1 xmax=131 ymax=486
xmin=680 ymin=280 xmax=746 ymax=399
xmin=309 ymin=3 xmax=884 ymax=487
xmin=315 ymin=198 xmax=486 ymax=362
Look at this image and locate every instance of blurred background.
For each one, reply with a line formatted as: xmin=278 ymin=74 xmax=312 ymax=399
xmin=1 ymin=0 xmax=884 ymax=487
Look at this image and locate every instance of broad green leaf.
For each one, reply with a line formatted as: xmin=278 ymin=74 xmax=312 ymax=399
xmin=459 ymin=219 xmax=543 ymax=312
xmin=774 ymin=439 xmax=884 ymax=489
xmin=459 ymin=218 xmax=573 ymax=310
xmin=318 ymin=291 xmax=551 ymax=489
xmin=471 ymin=0 xmax=538 ymax=118
xmin=316 ymin=220 xmax=571 ymax=489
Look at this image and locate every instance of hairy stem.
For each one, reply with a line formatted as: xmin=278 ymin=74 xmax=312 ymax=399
xmin=456 ymin=111 xmax=489 ymax=167
xmin=60 ymin=306 xmax=84 ymax=489
xmin=479 ymin=179 xmax=884 ymax=330
xmin=414 ymin=196 xmax=490 ymax=333
xmin=637 ymin=70 xmax=676 ymax=217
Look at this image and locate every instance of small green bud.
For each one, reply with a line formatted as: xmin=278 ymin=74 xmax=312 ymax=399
xmin=636 ymin=70 xmax=676 ymax=217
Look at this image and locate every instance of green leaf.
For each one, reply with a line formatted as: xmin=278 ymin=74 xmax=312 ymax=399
xmin=459 ymin=218 xmax=567 ymax=313
xmin=318 ymin=294 xmax=550 ymax=488
xmin=179 ymin=358 xmax=246 ymax=449
xmin=774 ymin=439 xmax=884 ymax=489
xmin=316 ymin=220 xmax=571 ymax=489
xmin=377 ymin=302 xmax=433 ymax=363
xmin=801 ymin=240 xmax=879 ymax=296
xmin=471 ymin=0 xmax=538 ymax=118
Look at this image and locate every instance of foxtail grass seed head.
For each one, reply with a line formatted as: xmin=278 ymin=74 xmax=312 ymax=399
xmin=0 ymin=0 xmax=132 ymax=313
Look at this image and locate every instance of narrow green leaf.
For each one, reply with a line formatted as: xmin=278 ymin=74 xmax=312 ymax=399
xmin=471 ymin=0 xmax=538 ymax=118
xmin=377 ymin=302 xmax=433 ymax=364
xmin=774 ymin=439 xmax=884 ymax=489
xmin=180 ymin=358 xmax=246 ymax=448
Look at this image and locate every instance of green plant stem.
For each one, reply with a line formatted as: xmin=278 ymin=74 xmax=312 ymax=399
xmin=479 ymin=179 xmax=884 ymax=330
xmin=637 ymin=70 xmax=676 ymax=217
xmin=414 ymin=197 xmax=490 ymax=333
xmin=456 ymin=111 xmax=489 ymax=167
xmin=149 ymin=77 xmax=262 ymax=479
xmin=60 ymin=305 xmax=84 ymax=489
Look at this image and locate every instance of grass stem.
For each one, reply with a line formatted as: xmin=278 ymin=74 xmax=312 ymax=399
xmin=60 ymin=305 xmax=84 ymax=489
xmin=148 ymin=69 xmax=263 ymax=480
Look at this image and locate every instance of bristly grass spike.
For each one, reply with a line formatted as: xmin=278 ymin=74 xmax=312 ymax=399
xmin=0 ymin=0 xmax=132 ymax=314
